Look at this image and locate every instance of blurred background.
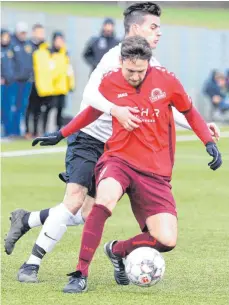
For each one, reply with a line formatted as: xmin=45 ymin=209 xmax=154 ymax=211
xmin=1 ymin=1 xmax=229 ymax=139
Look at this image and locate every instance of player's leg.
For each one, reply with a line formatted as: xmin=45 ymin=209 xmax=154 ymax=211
xmin=4 ymin=160 xmax=89 ymax=255
xmin=16 ymin=132 xmax=103 ymax=282
xmin=111 ymin=213 xmax=177 ymax=258
xmin=16 ymin=173 xmax=95 ymax=231
xmin=17 ymin=182 xmax=87 ymax=283
xmin=63 ymin=160 xmax=130 ymax=293
xmin=105 ymin=172 xmax=177 ymax=280
xmin=5 ymin=132 xmax=103 ymax=255
xmin=4 ymin=200 xmax=87 ymax=256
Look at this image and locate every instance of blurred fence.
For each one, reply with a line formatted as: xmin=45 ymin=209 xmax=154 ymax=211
xmin=2 ymin=7 xmax=229 ymax=120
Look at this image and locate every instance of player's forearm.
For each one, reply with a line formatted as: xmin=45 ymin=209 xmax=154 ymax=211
xmin=61 ymin=106 xmax=103 ymax=137
xmin=184 ymin=106 xmax=213 ymax=145
xmin=172 ymin=107 xmax=191 ymax=130
xmin=83 ymin=84 xmax=114 ymax=115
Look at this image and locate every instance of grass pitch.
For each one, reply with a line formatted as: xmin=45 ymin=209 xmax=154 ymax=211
xmin=1 ymin=134 xmax=229 ymax=305
xmin=2 ymin=1 xmax=229 ymax=29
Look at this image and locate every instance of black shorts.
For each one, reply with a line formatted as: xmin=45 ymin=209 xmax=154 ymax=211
xmin=59 ymin=131 xmax=104 ymax=198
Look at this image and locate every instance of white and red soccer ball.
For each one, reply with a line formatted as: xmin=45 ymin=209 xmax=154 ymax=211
xmin=125 ymin=247 xmax=165 ymax=287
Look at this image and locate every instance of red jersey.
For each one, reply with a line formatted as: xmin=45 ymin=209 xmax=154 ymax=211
xmin=98 ymin=66 xmax=193 ymax=177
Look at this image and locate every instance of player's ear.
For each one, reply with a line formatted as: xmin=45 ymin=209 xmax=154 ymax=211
xmin=130 ymin=23 xmax=139 ymax=36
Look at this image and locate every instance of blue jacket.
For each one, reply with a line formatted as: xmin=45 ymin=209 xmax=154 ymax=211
xmin=1 ymin=43 xmax=15 ymax=84
xmin=11 ymin=35 xmax=33 ymax=82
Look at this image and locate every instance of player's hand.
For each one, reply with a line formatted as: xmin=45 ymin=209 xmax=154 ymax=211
xmin=110 ymin=105 xmax=142 ymax=131
xmin=205 ymin=142 xmax=222 ymax=170
xmin=207 ymin=122 xmax=220 ymax=142
xmin=32 ymin=131 xmax=64 ymax=147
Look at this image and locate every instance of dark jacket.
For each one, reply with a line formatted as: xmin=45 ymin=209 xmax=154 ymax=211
xmin=11 ymin=34 xmax=33 ymax=82
xmin=83 ymin=34 xmax=119 ymax=72
xmin=204 ymin=71 xmax=226 ymax=100
xmin=1 ymin=43 xmax=15 ymax=84
xmin=29 ymin=40 xmax=40 ymax=53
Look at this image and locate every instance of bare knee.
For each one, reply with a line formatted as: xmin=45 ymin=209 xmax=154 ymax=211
xmin=95 ymin=178 xmax=122 ymax=211
xmin=149 ymin=230 xmax=177 ymax=249
xmin=63 ymin=183 xmax=87 ymax=214
xmin=146 ymin=213 xmax=177 ymax=250
xmin=96 ymin=192 xmax=118 ymax=206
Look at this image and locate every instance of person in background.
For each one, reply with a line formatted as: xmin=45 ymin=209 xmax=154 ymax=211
xmin=11 ymin=21 xmax=33 ymax=137
xmin=25 ymin=24 xmax=53 ymax=139
xmin=215 ymin=73 xmax=229 ymax=112
xmin=83 ymin=18 xmax=120 ymax=74
xmin=43 ymin=31 xmax=75 ymax=132
xmin=225 ymin=69 xmax=229 ymax=90
xmin=204 ymin=70 xmax=229 ymax=114
xmin=1 ymin=29 xmax=15 ymax=137
xmin=29 ymin=23 xmax=46 ymax=52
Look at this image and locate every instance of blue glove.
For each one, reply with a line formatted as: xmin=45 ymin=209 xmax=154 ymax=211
xmin=32 ymin=131 xmax=64 ymax=147
xmin=205 ymin=142 xmax=222 ymax=171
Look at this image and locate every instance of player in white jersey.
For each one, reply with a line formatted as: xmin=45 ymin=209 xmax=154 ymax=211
xmin=5 ymin=2 xmax=220 ymax=284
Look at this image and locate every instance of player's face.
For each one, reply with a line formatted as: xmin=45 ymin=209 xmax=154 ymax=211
xmin=132 ymin=15 xmax=162 ymax=49
xmin=121 ymin=58 xmax=149 ymax=87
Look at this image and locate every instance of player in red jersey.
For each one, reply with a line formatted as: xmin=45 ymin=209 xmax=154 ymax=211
xmin=62 ymin=36 xmax=222 ymax=293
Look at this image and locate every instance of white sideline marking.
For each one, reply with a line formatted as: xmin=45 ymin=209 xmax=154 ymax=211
xmin=176 ymin=131 xmax=229 ymax=142
xmin=176 ymin=155 xmax=229 ymax=160
xmin=1 ymin=132 xmax=228 ymax=158
xmin=1 ymin=147 xmax=66 ymax=158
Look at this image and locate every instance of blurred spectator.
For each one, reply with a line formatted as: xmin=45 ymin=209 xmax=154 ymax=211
xmin=204 ymin=70 xmax=229 ymax=116
xmin=83 ymin=18 xmax=119 ymax=73
xmin=1 ymin=29 xmax=15 ymax=137
xmin=25 ymin=24 xmax=53 ymax=138
xmin=11 ymin=21 xmax=33 ymax=136
xmin=226 ymin=69 xmax=229 ymax=87
xmin=30 ymin=23 xmax=46 ymax=52
xmin=48 ymin=31 xmax=75 ymax=131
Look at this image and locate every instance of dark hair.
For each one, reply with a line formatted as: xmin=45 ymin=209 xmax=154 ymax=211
xmin=1 ymin=28 xmax=10 ymax=36
xmin=103 ymin=18 xmax=115 ymax=25
xmin=32 ymin=23 xmax=44 ymax=31
xmin=123 ymin=2 xmax=161 ymax=34
xmin=121 ymin=36 xmax=152 ymax=62
xmin=52 ymin=31 xmax=64 ymax=42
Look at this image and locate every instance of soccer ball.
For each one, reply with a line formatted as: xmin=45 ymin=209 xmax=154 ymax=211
xmin=125 ymin=247 xmax=165 ymax=287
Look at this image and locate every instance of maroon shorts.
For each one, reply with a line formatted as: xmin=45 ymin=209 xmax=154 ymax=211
xmin=95 ymin=157 xmax=177 ymax=232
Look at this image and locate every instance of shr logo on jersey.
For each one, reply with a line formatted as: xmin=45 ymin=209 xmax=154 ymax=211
xmin=150 ymin=88 xmax=166 ymax=103
xmin=134 ymin=107 xmax=160 ymax=120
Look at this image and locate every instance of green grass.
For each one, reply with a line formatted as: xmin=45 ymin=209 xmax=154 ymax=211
xmin=1 ymin=138 xmax=67 ymax=152
xmin=1 ymin=137 xmax=229 ymax=305
xmin=1 ymin=126 xmax=229 ymax=152
xmin=2 ymin=1 xmax=229 ymax=29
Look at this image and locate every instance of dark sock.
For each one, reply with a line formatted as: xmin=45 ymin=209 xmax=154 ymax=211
xmin=112 ymin=232 xmax=174 ymax=257
xmin=22 ymin=208 xmax=50 ymax=229
xmin=40 ymin=208 xmax=50 ymax=224
xmin=32 ymin=244 xmax=46 ymax=260
xmin=22 ymin=213 xmax=31 ymax=231
xmin=76 ymin=204 xmax=111 ymax=276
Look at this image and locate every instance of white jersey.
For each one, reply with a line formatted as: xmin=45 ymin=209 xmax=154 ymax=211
xmin=80 ymin=43 xmax=190 ymax=143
